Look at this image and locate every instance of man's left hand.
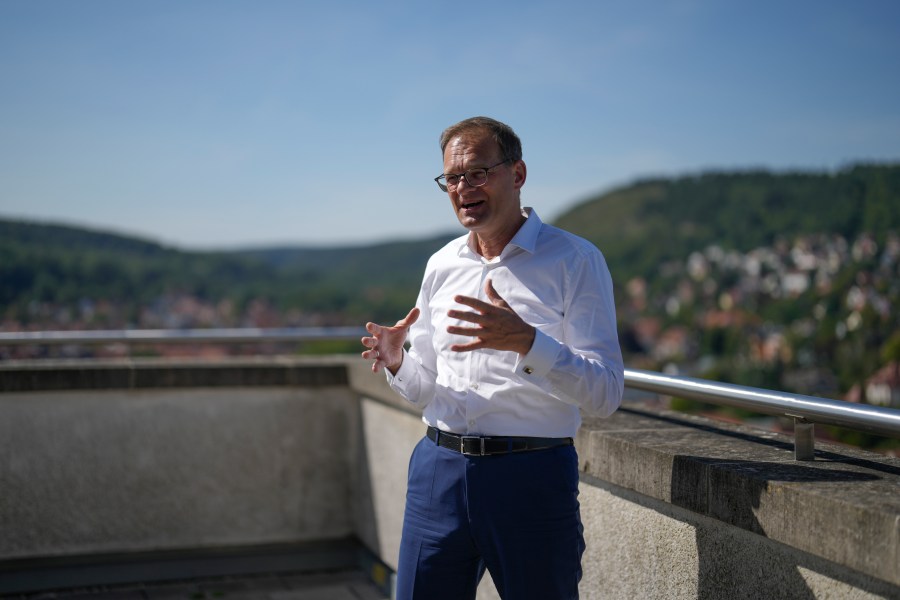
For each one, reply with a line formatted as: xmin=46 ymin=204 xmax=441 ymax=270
xmin=447 ymin=279 xmax=536 ymax=356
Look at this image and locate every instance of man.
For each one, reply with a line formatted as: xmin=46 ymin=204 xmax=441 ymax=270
xmin=361 ymin=116 xmax=623 ymax=600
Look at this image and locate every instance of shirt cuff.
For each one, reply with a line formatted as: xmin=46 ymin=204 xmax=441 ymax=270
xmin=514 ymin=328 xmax=560 ymax=380
xmin=386 ymin=349 xmax=414 ymax=391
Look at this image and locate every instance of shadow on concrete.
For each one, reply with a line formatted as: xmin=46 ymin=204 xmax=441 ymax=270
xmin=670 ymin=456 xmax=880 ymax=600
xmin=609 ymin=407 xmax=898 ymax=598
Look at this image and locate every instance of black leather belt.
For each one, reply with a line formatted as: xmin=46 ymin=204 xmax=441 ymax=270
xmin=426 ymin=426 xmax=573 ymax=457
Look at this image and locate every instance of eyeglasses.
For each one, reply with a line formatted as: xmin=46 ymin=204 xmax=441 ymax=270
xmin=434 ymin=159 xmax=511 ymax=192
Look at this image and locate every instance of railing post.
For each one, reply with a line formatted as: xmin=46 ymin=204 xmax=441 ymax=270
xmin=794 ymin=417 xmax=815 ymax=461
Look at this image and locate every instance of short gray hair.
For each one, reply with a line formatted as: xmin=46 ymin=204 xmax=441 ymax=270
xmin=439 ymin=116 xmax=523 ymax=162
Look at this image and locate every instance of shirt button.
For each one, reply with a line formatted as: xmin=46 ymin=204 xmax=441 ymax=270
xmin=524 ymin=366 xmax=534 ymax=375
xmin=468 ymin=419 xmax=476 ymax=427
xmin=470 ymin=382 xmax=479 ymax=390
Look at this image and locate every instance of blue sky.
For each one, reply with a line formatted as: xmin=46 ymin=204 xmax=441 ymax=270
xmin=1 ymin=0 xmax=899 ymax=249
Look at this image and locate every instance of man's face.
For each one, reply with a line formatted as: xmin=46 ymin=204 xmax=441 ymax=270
xmin=442 ymin=130 xmax=525 ymax=237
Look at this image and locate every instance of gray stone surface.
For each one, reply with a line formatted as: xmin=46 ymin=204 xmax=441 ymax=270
xmin=0 ymin=357 xmax=349 ymax=392
xmin=579 ymin=478 xmax=899 ymax=599
xmin=2 ymin=358 xmax=899 ymax=599
xmin=0 ymin=386 xmax=358 ymax=559
xmin=1 ymin=570 xmax=389 ymax=600
xmin=578 ymin=405 xmax=900 ymax=590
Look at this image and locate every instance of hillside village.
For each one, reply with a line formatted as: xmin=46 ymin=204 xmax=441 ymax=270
xmin=3 ymin=229 xmax=898 ymax=413
xmin=619 ymin=230 xmax=899 ymax=407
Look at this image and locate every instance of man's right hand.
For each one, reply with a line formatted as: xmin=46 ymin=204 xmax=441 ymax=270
xmin=361 ymin=307 xmax=420 ymax=374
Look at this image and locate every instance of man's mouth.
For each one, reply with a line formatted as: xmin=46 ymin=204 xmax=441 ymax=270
xmin=460 ymin=200 xmax=484 ymax=210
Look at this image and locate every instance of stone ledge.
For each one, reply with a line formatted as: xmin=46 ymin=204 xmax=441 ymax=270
xmin=344 ymin=357 xmax=421 ymax=418
xmin=576 ymin=405 xmax=900 ymax=588
xmin=0 ymin=357 xmax=349 ymax=392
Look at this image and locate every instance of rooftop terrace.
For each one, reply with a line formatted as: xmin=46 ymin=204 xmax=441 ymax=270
xmin=1 ymin=356 xmax=899 ymax=599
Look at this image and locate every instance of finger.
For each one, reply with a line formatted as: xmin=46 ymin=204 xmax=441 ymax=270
xmin=365 ymin=322 xmax=383 ymax=335
xmin=447 ymin=309 xmax=488 ymax=325
xmin=366 ymin=350 xmax=385 ymax=372
xmin=450 ymin=339 xmax=485 ymax=352
xmin=396 ymin=307 xmax=420 ymax=328
xmin=361 ymin=336 xmax=378 ymax=348
xmin=446 ymin=324 xmax=484 ymax=337
xmin=484 ymin=279 xmax=509 ymax=308
xmin=453 ymin=294 xmax=493 ymax=312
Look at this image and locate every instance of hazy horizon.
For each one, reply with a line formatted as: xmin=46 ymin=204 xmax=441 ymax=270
xmin=3 ymin=160 xmax=898 ymax=252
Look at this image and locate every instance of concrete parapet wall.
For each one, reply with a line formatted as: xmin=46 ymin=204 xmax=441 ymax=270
xmin=0 ymin=359 xmax=359 ymax=559
xmin=576 ymin=409 xmax=900 ymax=599
xmin=2 ymin=358 xmax=898 ymax=599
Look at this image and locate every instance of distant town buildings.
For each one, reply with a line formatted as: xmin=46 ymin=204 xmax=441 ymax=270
xmin=3 ymin=231 xmax=899 ymax=408
xmin=846 ymin=362 xmax=900 ymax=408
xmin=622 ymin=230 xmax=899 ymax=403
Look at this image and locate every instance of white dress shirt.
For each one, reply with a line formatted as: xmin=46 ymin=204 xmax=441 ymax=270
xmin=387 ymin=208 xmax=624 ymax=439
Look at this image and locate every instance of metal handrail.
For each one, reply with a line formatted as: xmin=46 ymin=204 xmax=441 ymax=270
xmin=2 ymin=328 xmax=898 ymax=459
xmin=0 ymin=327 xmax=367 ymax=345
xmin=625 ymin=368 xmax=900 ymax=459
xmin=625 ymin=368 xmax=900 ymax=438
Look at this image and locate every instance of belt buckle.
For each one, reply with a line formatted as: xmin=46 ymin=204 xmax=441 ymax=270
xmin=460 ymin=436 xmax=485 ymax=456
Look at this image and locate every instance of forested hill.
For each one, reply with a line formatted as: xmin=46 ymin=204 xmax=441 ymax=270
xmin=1 ymin=163 xmax=898 ymax=328
xmin=553 ymin=163 xmax=900 ymax=282
xmin=0 ymin=217 xmax=455 ymax=325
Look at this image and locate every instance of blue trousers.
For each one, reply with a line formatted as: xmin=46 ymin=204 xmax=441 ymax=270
xmin=396 ymin=435 xmax=585 ymax=600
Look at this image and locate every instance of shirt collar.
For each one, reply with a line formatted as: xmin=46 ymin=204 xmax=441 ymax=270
xmin=509 ymin=207 xmax=541 ymax=254
xmin=456 ymin=207 xmax=542 ymax=259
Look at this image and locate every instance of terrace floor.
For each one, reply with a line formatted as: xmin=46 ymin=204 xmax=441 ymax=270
xmin=5 ymin=570 xmax=389 ymax=600
xmin=1 ymin=541 xmax=391 ymax=600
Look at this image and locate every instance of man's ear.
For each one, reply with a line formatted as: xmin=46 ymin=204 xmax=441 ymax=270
xmin=513 ymin=160 xmax=527 ymax=189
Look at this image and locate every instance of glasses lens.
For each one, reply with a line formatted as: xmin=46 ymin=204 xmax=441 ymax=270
xmin=465 ymin=169 xmax=489 ymax=187
xmin=445 ymin=174 xmax=461 ymax=190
